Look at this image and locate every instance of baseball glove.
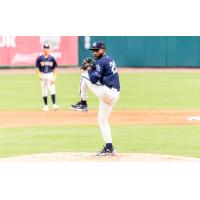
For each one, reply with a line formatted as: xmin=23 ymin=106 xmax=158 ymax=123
xmin=81 ymin=57 xmax=95 ymax=71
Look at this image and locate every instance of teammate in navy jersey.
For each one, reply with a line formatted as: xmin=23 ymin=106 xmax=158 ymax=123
xmin=36 ymin=44 xmax=59 ymax=111
xmin=71 ymin=41 xmax=120 ymax=156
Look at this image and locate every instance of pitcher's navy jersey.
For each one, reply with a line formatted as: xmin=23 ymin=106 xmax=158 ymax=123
xmin=36 ymin=55 xmax=57 ymax=73
xmin=88 ymin=55 xmax=120 ymax=91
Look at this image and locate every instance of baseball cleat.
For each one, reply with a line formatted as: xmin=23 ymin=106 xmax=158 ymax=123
xmin=42 ymin=105 xmax=49 ymax=111
xmin=70 ymin=101 xmax=88 ymax=112
xmin=53 ymin=104 xmax=59 ymax=111
xmin=97 ymin=146 xmax=116 ymax=156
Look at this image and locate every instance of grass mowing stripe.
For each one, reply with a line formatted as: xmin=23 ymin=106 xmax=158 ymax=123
xmin=0 ymin=125 xmax=200 ymax=158
xmin=1 ymin=72 xmax=200 ymax=109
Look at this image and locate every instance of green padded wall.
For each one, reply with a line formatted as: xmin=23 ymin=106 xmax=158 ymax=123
xmin=79 ymin=36 xmax=200 ymax=67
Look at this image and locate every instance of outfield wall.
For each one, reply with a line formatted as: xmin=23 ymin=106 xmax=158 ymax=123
xmin=0 ymin=36 xmax=78 ymax=68
xmin=1 ymin=36 xmax=200 ymax=68
xmin=79 ymin=36 xmax=200 ymax=67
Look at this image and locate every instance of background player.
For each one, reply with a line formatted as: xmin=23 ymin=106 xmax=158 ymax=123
xmin=70 ymin=41 xmax=120 ymax=156
xmin=36 ymin=44 xmax=59 ymax=111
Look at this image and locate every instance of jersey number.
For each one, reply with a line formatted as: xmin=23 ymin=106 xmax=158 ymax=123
xmin=110 ymin=61 xmax=117 ymax=74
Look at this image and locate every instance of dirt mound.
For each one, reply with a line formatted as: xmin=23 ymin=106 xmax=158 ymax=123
xmin=0 ymin=152 xmax=200 ymax=162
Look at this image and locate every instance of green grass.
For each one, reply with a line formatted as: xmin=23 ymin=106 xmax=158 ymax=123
xmin=120 ymin=72 xmax=200 ymax=109
xmin=1 ymin=125 xmax=200 ymax=158
xmin=1 ymin=71 xmax=200 ymax=158
xmin=1 ymin=72 xmax=200 ymax=110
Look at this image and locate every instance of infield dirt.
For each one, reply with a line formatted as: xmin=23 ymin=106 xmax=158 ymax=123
xmin=1 ymin=110 xmax=200 ymax=128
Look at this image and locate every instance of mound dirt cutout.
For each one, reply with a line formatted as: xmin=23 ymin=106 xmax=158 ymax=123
xmin=0 ymin=152 xmax=200 ymax=162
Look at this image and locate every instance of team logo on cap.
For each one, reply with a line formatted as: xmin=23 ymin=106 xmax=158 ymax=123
xmin=93 ymin=43 xmax=97 ymax=47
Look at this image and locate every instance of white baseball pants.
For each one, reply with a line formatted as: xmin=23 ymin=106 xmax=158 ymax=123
xmin=80 ymin=71 xmax=120 ymax=144
xmin=40 ymin=72 xmax=56 ymax=97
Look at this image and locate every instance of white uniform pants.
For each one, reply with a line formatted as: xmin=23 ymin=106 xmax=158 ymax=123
xmin=40 ymin=72 xmax=56 ymax=97
xmin=80 ymin=71 xmax=120 ymax=144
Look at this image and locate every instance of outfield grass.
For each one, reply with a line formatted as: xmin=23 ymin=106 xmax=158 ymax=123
xmin=1 ymin=71 xmax=200 ymax=158
xmin=0 ymin=125 xmax=200 ymax=158
xmin=0 ymin=72 xmax=200 ymax=110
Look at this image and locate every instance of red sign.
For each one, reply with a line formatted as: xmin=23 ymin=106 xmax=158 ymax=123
xmin=0 ymin=36 xmax=78 ymax=67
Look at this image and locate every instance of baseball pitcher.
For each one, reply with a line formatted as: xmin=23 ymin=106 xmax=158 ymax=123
xmin=36 ymin=43 xmax=59 ymax=111
xmin=70 ymin=41 xmax=120 ymax=156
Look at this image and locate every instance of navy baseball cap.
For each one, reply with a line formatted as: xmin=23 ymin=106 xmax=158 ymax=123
xmin=43 ymin=43 xmax=50 ymax=49
xmin=89 ymin=41 xmax=106 ymax=50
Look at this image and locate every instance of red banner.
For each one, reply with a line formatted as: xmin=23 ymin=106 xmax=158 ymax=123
xmin=0 ymin=36 xmax=78 ymax=67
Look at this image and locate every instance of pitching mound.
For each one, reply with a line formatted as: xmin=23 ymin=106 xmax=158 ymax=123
xmin=0 ymin=152 xmax=200 ymax=162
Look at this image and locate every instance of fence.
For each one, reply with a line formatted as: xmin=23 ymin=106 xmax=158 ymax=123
xmin=79 ymin=36 xmax=200 ymax=67
xmin=0 ymin=36 xmax=78 ymax=68
xmin=1 ymin=36 xmax=200 ymax=68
